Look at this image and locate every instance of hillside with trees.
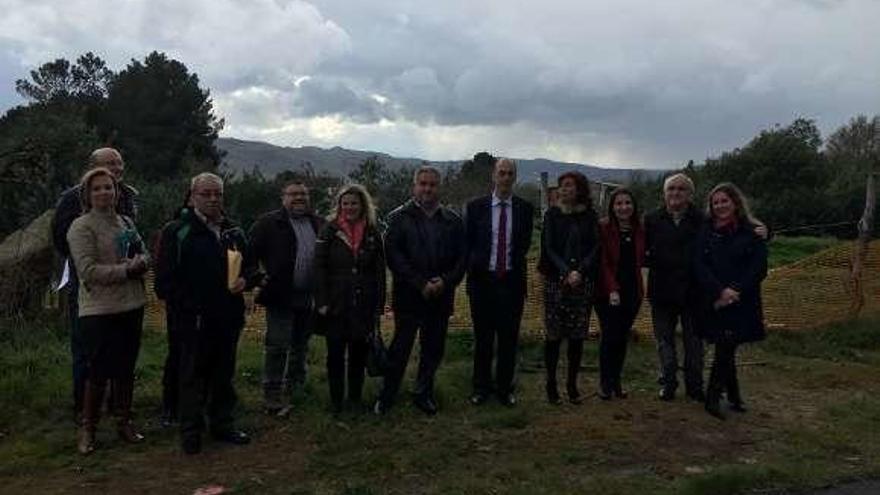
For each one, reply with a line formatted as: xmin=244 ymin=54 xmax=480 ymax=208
xmin=1 ymin=52 xmax=877 ymax=243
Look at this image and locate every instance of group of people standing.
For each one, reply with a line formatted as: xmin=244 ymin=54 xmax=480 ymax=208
xmin=51 ymin=147 xmax=768 ymax=457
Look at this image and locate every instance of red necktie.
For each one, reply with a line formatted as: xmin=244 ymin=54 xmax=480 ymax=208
xmin=496 ymin=201 xmax=508 ymax=277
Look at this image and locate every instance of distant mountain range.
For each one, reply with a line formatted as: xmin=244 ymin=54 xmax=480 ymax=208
xmin=217 ymin=137 xmax=666 ymax=184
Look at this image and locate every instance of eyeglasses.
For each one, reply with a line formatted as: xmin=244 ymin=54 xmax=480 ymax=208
xmin=195 ymin=191 xmax=223 ymax=199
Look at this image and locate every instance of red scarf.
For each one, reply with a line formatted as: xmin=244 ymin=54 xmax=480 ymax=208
xmin=713 ymin=216 xmax=739 ymax=235
xmin=337 ymin=218 xmax=366 ymax=254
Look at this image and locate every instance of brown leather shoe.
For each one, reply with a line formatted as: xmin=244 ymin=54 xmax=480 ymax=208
xmin=117 ymin=420 xmax=145 ymax=443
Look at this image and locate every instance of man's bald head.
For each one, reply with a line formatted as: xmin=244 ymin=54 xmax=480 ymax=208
xmin=89 ymin=148 xmax=125 ymax=181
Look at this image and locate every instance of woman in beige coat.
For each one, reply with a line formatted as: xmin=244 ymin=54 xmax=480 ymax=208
xmin=67 ymin=167 xmax=149 ymax=455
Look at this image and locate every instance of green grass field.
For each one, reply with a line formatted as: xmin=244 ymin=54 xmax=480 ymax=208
xmin=2 ymin=310 xmax=880 ymax=494
xmin=767 ymin=235 xmax=841 ymax=269
xmin=0 ymin=237 xmax=873 ymax=494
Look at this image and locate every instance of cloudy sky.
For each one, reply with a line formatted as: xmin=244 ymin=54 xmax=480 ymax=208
xmin=0 ymin=0 xmax=877 ymax=168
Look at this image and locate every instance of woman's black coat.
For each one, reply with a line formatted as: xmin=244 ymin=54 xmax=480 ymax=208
xmin=538 ymin=205 xmax=600 ymax=283
xmin=314 ymin=221 xmax=386 ymax=340
xmin=693 ymin=221 xmax=768 ymax=344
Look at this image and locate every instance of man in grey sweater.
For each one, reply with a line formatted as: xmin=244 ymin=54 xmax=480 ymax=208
xmin=249 ymin=182 xmax=324 ymax=415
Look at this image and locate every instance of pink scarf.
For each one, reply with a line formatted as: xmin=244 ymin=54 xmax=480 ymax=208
xmin=337 ymin=218 xmax=366 ymax=254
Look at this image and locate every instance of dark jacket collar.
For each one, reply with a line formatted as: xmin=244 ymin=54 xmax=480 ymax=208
xmin=657 ymin=202 xmax=701 ymax=221
xmin=271 ymin=208 xmax=321 ymax=228
xmin=400 ymin=198 xmax=458 ymax=221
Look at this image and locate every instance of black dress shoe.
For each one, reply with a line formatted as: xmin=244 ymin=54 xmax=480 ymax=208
xmin=567 ymin=386 xmax=584 ymax=405
xmin=705 ymin=401 xmax=725 ymax=421
xmin=160 ymin=409 xmax=178 ymax=428
xmin=181 ymin=434 xmax=202 ymax=455
xmin=498 ymin=393 xmax=517 ymax=407
xmin=729 ymin=402 xmax=748 ymax=413
xmin=413 ymin=396 xmax=438 ymax=416
xmin=598 ymin=389 xmax=612 ymax=401
xmin=211 ymin=429 xmax=250 ymax=445
xmin=469 ymin=393 xmax=489 ymax=406
xmin=613 ymin=387 xmax=629 ymax=399
xmin=658 ymin=387 xmax=676 ymax=401
xmin=546 ymin=383 xmax=562 ymax=405
xmin=687 ymin=390 xmax=706 ymax=403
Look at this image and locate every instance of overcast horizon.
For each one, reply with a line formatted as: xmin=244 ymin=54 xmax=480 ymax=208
xmin=1 ymin=0 xmax=878 ymax=169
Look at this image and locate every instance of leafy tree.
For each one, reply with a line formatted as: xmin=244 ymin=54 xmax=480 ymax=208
xmin=100 ymin=51 xmax=224 ymax=182
xmin=697 ymin=118 xmax=829 ymax=230
xmin=0 ymin=102 xmax=99 ymax=237
xmin=348 ymin=156 xmax=414 ymax=216
xmin=825 ymin=115 xmax=880 ymax=229
xmin=15 ymin=52 xmax=112 ymax=106
xmin=450 ymin=151 xmax=495 ymax=205
xmin=348 ymin=155 xmax=387 ymax=199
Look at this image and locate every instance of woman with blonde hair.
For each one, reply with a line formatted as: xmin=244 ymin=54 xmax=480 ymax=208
xmin=66 ymin=167 xmax=149 ymax=454
xmin=693 ymin=182 xmax=768 ymax=420
xmin=315 ymin=184 xmax=386 ymax=413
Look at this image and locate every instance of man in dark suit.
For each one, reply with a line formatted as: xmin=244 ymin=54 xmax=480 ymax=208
xmin=465 ymin=158 xmax=534 ymax=406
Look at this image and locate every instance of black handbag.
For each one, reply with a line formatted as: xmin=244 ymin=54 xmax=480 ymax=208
xmin=366 ymin=317 xmax=389 ymax=377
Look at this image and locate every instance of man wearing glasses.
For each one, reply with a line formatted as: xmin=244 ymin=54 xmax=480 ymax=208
xmin=249 ymin=181 xmax=323 ymax=416
xmin=155 ymin=172 xmax=258 ymax=454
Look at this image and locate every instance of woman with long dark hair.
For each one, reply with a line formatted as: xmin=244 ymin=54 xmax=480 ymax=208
xmin=693 ymin=182 xmax=768 ymax=420
xmin=596 ymin=188 xmax=645 ymax=400
xmin=315 ymin=184 xmax=386 ymax=413
xmin=67 ymin=167 xmax=149 ymax=454
xmin=538 ymin=171 xmax=600 ymax=404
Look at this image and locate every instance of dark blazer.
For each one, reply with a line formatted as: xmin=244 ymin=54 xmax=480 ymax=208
xmin=538 ymin=205 xmax=600 ymax=282
xmin=693 ymin=221 xmax=768 ymax=344
xmin=154 ymin=208 xmax=259 ymax=328
xmin=314 ymin=221 xmax=386 ymax=340
xmin=248 ymin=208 xmax=323 ymax=309
xmin=597 ymin=218 xmax=646 ymax=300
xmin=384 ymin=199 xmax=467 ymax=315
xmin=644 ymin=203 xmax=704 ymax=306
xmin=464 ymin=194 xmax=534 ymax=297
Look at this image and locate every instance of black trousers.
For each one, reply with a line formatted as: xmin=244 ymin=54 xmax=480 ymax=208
xmin=469 ymin=275 xmax=524 ymax=396
xmin=596 ymin=298 xmax=641 ymax=393
xmin=651 ymin=301 xmax=704 ymax=394
xmin=67 ymin=275 xmax=86 ymax=417
xmin=707 ymin=339 xmax=740 ymax=402
xmin=178 ymin=313 xmax=242 ymax=439
xmin=325 ymin=334 xmax=368 ymax=407
xmin=161 ymin=305 xmax=182 ymax=415
xmin=380 ymin=308 xmax=449 ymax=403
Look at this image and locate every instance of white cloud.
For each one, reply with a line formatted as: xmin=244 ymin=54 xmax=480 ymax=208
xmin=0 ymin=0 xmax=350 ymax=89
xmin=1 ymin=0 xmax=878 ymax=166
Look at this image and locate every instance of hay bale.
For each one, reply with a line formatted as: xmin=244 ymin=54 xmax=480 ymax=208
xmin=0 ymin=209 xmax=55 ymax=315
